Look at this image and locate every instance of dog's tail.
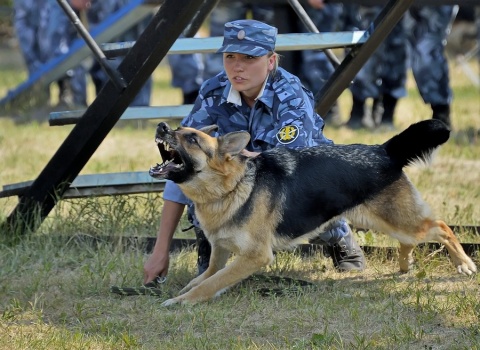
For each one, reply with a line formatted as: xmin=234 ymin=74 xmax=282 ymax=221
xmin=383 ymin=119 xmax=450 ymax=168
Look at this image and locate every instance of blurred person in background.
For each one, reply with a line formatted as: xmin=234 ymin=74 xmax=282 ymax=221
xmin=405 ymin=5 xmax=456 ymax=128
xmin=344 ymin=5 xmax=407 ymax=131
xmin=13 ymin=0 xmax=88 ymax=110
xmin=86 ymin=0 xmax=152 ymax=106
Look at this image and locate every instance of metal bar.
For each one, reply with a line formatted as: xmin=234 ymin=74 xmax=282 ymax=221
xmin=325 ymin=0 xmax=477 ymax=5
xmin=49 ymin=105 xmax=192 ymax=126
xmin=3 ymin=0 xmax=207 ymax=235
xmin=287 ymin=0 xmax=340 ymax=68
xmin=56 ymin=0 xmax=127 ymax=90
xmin=101 ymin=32 xmax=367 ymax=58
xmin=145 ymin=0 xmax=480 ymax=6
xmin=183 ymin=0 xmax=220 ymax=38
xmin=315 ymin=0 xmax=415 ymax=116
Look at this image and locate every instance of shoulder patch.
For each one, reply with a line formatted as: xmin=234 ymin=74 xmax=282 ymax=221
xmin=276 ymin=125 xmax=299 ymax=144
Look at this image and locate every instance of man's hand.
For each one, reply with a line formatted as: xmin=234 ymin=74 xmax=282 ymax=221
xmin=307 ymin=0 xmax=326 ymax=10
xmin=70 ymin=0 xmax=91 ymax=11
xmin=143 ymin=251 xmax=169 ymax=284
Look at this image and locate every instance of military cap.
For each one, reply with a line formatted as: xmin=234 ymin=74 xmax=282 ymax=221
xmin=216 ymin=19 xmax=277 ymax=57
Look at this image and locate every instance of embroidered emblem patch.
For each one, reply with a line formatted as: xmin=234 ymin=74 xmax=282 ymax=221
xmin=276 ymin=125 xmax=299 ymax=144
xmin=237 ymin=30 xmax=246 ymax=40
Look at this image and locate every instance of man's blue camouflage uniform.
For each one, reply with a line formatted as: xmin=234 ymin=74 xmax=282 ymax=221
xmin=405 ymin=6 xmax=454 ymax=107
xmin=183 ymin=67 xmax=330 ymax=150
xmin=350 ymin=7 xmax=407 ymax=103
xmin=347 ymin=6 xmax=455 ymax=128
xmin=167 ymin=3 xmax=274 ymax=105
xmin=87 ymin=0 xmax=152 ymax=106
xmin=167 ymin=35 xmax=204 ymax=104
xmin=347 ymin=6 xmax=408 ymax=128
xmin=13 ymin=0 xmax=87 ymax=107
xmin=164 ymin=20 xmax=352 ymax=246
xmin=298 ymin=4 xmax=343 ymax=101
xmin=13 ymin=0 xmax=50 ymax=75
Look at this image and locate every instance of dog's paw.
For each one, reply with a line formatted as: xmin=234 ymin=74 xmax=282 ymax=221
xmin=162 ymin=295 xmax=199 ymax=307
xmin=161 ymin=297 xmax=182 ymax=307
xmin=456 ymin=259 xmax=477 ymax=276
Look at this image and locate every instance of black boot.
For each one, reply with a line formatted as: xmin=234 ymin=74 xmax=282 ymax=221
xmin=431 ymin=104 xmax=451 ymax=129
xmin=194 ymin=227 xmax=211 ymax=276
xmin=345 ymin=97 xmax=366 ymax=129
xmin=57 ymin=79 xmax=75 ymax=109
xmin=372 ymin=97 xmax=384 ymax=127
xmin=378 ymin=93 xmax=397 ymax=130
xmin=326 ymin=228 xmax=366 ymax=272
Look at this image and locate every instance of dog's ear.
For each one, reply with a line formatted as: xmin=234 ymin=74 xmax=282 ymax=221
xmin=219 ymin=131 xmax=251 ymax=158
xmin=199 ymin=125 xmax=219 ymax=136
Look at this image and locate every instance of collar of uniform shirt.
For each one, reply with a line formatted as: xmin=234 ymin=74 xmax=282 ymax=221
xmin=226 ymin=76 xmax=269 ymax=106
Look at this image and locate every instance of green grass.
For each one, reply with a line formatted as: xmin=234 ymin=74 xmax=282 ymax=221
xmin=0 ymin=236 xmax=479 ymax=349
xmin=0 ymin=44 xmax=479 ymax=349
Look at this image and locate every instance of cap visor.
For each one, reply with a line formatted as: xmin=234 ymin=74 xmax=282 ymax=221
xmin=216 ymin=44 xmax=269 ymax=57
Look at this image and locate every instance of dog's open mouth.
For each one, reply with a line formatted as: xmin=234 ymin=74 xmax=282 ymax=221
xmin=149 ymin=138 xmax=184 ymax=179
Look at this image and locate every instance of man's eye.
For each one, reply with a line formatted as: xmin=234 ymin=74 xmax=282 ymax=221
xmin=246 ymin=55 xmax=256 ymax=59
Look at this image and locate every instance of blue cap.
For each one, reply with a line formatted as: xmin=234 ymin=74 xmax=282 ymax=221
xmin=216 ymin=20 xmax=277 ymax=57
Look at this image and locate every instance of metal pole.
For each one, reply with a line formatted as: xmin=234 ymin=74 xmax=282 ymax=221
xmin=183 ymin=0 xmax=220 ymax=38
xmin=315 ymin=0 xmax=414 ymax=116
xmin=4 ymin=0 xmax=205 ymax=235
xmin=56 ymin=0 xmax=127 ymax=90
xmin=287 ymin=0 xmax=341 ymax=68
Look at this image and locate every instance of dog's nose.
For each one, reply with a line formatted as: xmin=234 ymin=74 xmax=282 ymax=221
xmin=156 ymin=122 xmax=170 ymax=137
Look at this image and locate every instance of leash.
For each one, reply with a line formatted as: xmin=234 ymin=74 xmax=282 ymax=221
xmin=245 ymin=274 xmax=317 ymax=297
xmin=110 ymin=276 xmax=167 ymax=296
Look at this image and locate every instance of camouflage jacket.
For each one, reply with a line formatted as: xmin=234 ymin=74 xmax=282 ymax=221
xmin=164 ymin=67 xmax=332 ymax=207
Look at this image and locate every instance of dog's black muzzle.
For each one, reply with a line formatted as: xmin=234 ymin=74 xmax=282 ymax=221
xmin=155 ymin=122 xmax=174 ymax=161
xmin=156 ymin=122 xmax=173 ymax=140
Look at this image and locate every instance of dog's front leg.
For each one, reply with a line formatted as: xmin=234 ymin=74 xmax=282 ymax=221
xmin=178 ymin=244 xmax=231 ymax=295
xmin=162 ymin=249 xmax=274 ymax=306
xmin=399 ymin=243 xmax=415 ymax=273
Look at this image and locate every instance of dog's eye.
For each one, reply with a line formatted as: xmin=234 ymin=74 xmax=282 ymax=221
xmin=186 ymin=135 xmax=198 ymax=145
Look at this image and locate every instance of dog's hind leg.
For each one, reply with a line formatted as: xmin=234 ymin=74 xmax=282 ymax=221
xmin=424 ymin=220 xmax=477 ymax=275
xmin=398 ymin=243 xmax=415 ymax=273
xmin=162 ymin=247 xmax=275 ymax=306
xmin=353 ymin=176 xmax=476 ymax=275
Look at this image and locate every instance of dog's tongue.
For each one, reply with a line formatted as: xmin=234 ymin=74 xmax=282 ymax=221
xmin=149 ymin=161 xmax=178 ymax=179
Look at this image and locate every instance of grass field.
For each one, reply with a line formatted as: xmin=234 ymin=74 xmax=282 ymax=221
xmin=0 ymin=39 xmax=479 ymax=349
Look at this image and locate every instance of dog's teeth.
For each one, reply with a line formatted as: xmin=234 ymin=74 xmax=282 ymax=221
xmin=165 ymin=144 xmax=170 ymax=151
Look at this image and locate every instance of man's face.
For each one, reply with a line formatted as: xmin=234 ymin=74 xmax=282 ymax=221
xmin=223 ymin=53 xmax=275 ymax=100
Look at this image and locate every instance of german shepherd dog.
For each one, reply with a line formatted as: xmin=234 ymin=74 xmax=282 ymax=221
xmin=149 ymin=120 xmax=477 ymax=305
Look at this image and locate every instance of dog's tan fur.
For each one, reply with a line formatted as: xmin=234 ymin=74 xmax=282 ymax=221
xmin=153 ymin=124 xmax=476 ymax=306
